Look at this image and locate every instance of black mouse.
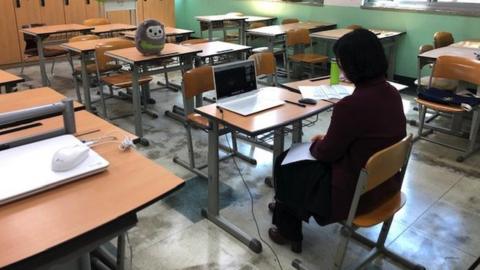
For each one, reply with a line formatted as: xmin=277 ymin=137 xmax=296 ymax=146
xmin=298 ymin=98 xmax=317 ymax=105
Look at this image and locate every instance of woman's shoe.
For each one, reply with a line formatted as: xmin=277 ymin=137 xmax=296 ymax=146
xmin=268 ymin=227 xmax=302 ymax=253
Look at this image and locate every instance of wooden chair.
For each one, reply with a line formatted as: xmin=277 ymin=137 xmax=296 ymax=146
xmin=249 ymin=52 xmax=277 ymax=86
xmin=83 ymin=18 xmax=111 ymax=26
xmin=94 ymin=39 xmax=154 ymax=119
xmin=173 ymin=66 xmax=256 ymax=178
xmin=224 ymin=12 xmax=244 ymax=43
xmin=293 ymin=135 xmax=426 ymax=270
xmin=285 ymin=28 xmax=328 ymax=79
xmin=282 ymin=18 xmax=299 ymax=25
xmin=346 ymin=24 xmax=363 ymax=30
xmin=416 ymin=55 xmax=480 ymax=162
xmin=415 ymin=44 xmax=457 ymax=91
xmin=433 ymin=31 xmax=454 ymax=48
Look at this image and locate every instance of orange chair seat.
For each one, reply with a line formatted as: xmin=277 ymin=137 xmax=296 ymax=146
xmin=43 ymin=46 xmax=68 ymax=57
xmin=415 ymin=98 xmax=464 ymax=113
xmin=353 ymin=192 xmax=406 ymax=228
xmin=101 ymin=73 xmax=152 ymax=88
xmin=289 ymin=53 xmax=328 ymax=64
xmin=75 ymin=63 xmax=122 ymax=74
xmin=187 ymin=113 xmax=226 ymax=130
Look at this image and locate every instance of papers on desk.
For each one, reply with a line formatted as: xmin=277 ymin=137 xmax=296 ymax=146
xmin=298 ymin=85 xmax=354 ymax=101
xmin=281 ymin=142 xmax=316 ymax=166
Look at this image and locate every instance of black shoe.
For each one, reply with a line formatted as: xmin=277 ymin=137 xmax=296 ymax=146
xmin=268 ymin=228 xmax=302 ymax=254
xmin=268 ymin=202 xmax=276 ymax=213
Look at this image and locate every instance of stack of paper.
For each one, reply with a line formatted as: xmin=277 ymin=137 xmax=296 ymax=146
xmin=298 ymin=85 xmax=355 ymax=101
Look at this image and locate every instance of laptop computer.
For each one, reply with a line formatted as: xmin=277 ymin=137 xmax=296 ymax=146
xmin=213 ymin=60 xmax=285 ymax=116
xmin=0 ymin=135 xmax=109 ymax=206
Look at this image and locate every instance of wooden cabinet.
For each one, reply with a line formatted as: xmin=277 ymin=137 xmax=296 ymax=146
xmin=0 ymin=0 xmax=22 ymax=65
xmin=85 ymin=0 xmax=101 ymax=19
xmin=64 ymin=0 xmax=88 ymax=24
xmin=138 ymin=0 xmax=175 ymax=26
xmin=40 ymin=0 xmax=66 ymax=25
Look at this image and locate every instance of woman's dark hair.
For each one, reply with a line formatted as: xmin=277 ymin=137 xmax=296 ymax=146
xmin=333 ymin=28 xmax=388 ymax=84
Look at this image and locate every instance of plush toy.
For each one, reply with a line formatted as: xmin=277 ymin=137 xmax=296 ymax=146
xmin=135 ymin=19 xmax=166 ymax=55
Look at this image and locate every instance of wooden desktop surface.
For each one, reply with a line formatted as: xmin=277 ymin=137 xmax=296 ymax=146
xmin=186 ymin=41 xmax=251 ymax=58
xmin=281 ymin=78 xmax=408 ymax=93
xmin=246 ymin=21 xmax=336 ymax=37
xmin=122 ymin=27 xmax=195 ymax=39
xmin=105 ymin=43 xmax=202 ymax=64
xmin=196 ymin=15 xmax=247 ymax=22
xmin=451 ymin=40 xmax=480 ymax=49
xmin=61 ymin=38 xmax=126 ymax=53
xmin=310 ymin=28 xmax=405 ymax=40
xmin=0 ymin=110 xmax=184 ymax=267
xmin=418 ymin=46 xmax=479 ymax=61
xmin=195 ymin=87 xmax=333 ymax=136
xmin=20 ymin=24 xmax=94 ymax=36
xmin=0 ymin=87 xmax=84 ymax=113
xmin=0 ymin=70 xmax=24 ymax=86
xmin=245 ymin=16 xmax=277 ymax=23
xmin=91 ymin=23 xmax=137 ymax=34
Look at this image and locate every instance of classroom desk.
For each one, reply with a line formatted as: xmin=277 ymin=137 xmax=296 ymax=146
xmin=122 ymin=27 xmax=195 ymax=42
xmin=20 ymin=24 xmax=94 ymax=87
xmin=451 ymin=40 xmax=480 ymax=49
xmin=105 ymin=44 xmax=202 ymax=145
xmin=0 ymin=87 xmax=84 ymax=113
xmin=0 ymin=102 xmax=184 ymax=269
xmin=244 ymin=16 xmax=277 ymax=25
xmin=61 ymin=37 xmax=126 ymax=111
xmin=0 ymin=70 xmax=24 ymax=94
xmin=310 ymin=28 xmax=406 ymax=80
xmin=90 ymin=23 xmax=137 ymax=35
xmin=194 ymin=87 xmax=333 ymax=253
xmin=196 ymin=15 xmax=248 ymax=44
xmin=184 ymin=41 xmax=252 ymax=65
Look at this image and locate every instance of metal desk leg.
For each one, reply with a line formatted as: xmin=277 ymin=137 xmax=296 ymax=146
xmin=265 ymin=127 xmax=285 ymax=187
xmin=79 ymin=254 xmax=92 ymax=270
xmin=385 ymin=39 xmax=397 ymax=80
xmin=240 ymin=20 xmax=246 ymax=45
xmin=208 ymin=23 xmax=213 ymax=41
xmin=80 ymin=52 xmax=92 ymax=111
xmin=131 ymin=64 xmax=148 ymax=146
xmin=116 ymin=234 xmax=126 ymax=270
xmin=292 ymin=120 xmax=302 ymax=144
xmin=36 ymin=35 xmax=49 ymax=86
xmin=202 ymin=120 xmax=262 ymax=254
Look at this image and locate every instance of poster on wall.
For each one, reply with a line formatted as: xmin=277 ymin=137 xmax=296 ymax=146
xmin=324 ymin=0 xmax=361 ymax=7
xmin=103 ymin=0 xmax=137 ymax=12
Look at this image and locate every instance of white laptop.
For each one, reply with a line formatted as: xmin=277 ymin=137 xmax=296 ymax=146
xmin=213 ymin=60 xmax=285 ymax=116
xmin=0 ymin=134 xmax=109 ymax=206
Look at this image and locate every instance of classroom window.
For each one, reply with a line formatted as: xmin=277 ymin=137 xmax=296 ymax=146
xmin=362 ymin=0 xmax=480 ymax=16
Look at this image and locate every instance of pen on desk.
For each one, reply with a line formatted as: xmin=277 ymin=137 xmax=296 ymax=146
xmin=284 ymin=100 xmax=306 ymax=108
xmin=310 ymin=75 xmax=330 ymax=82
xmin=216 ymin=49 xmax=234 ymax=53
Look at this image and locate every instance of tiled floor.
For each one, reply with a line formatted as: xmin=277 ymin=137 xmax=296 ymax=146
xmin=5 ymin=60 xmax=480 ymax=270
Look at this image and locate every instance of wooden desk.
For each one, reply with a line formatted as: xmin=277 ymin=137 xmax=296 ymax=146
xmin=105 ymin=44 xmax=202 ymax=144
xmin=185 ymin=41 xmax=251 ymax=64
xmin=418 ymin=46 xmax=479 ymax=62
xmin=61 ymin=37 xmax=126 ymax=111
xmin=0 ymin=70 xmax=24 ymax=93
xmin=122 ymin=27 xmax=195 ymax=41
xmin=196 ymin=15 xmax=248 ymax=44
xmin=91 ymin=23 xmax=137 ymax=35
xmin=244 ymin=16 xmax=277 ymax=24
xmin=451 ymin=40 xmax=480 ymax=49
xmin=194 ymin=87 xmax=332 ymax=253
xmin=20 ymin=24 xmax=94 ymax=86
xmin=310 ymin=28 xmax=406 ymax=80
xmin=0 ymin=87 xmax=84 ymax=113
xmin=0 ymin=110 xmax=184 ymax=269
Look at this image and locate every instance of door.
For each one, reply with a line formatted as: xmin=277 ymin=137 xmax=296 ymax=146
xmin=141 ymin=0 xmax=175 ymax=27
xmin=0 ymin=0 xmax=22 ymax=64
xmin=64 ymin=0 xmax=87 ymax=24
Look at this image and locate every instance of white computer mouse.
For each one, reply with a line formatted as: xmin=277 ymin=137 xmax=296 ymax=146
xmin=51 ymin=144 xmax=90 ymax=172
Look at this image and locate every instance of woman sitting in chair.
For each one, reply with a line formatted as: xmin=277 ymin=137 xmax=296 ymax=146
xmin=268 ymin=29 xmax=407 ymax=253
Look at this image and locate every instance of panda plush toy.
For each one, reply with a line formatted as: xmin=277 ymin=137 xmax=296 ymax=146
xmin=135 ymin=19 xmax=166 ymax=55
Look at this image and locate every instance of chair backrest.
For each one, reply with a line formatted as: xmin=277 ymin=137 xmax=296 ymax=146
xmin=418 ymin=44 xmax=434 ymax=54
xmin=431 ymin=55 xmax=480 ymax=86
xmin=68 ymin=34 xmax=99 ymax=43
xmin=433 ymin=32 xmax=454 ymax=48
xmin=179 ymin=39 xmax=209 ymax=46
xmin=346 ymin=24 xmax=363 ymax=30
xmin=183 ymin=66 xmax=214 ymax=100
xmin=362 ymin=135 xmax=412 ymax=193
xmin=249 ymin=22 xmax=266 ymax=29
xmin=83 ymin=18 xmax=110 ymax=27
xmin=249 ymin=52 xmax=276 ymax=77
xmin=225 ymin=12 xmax=244 ymax=17
xmin=95 ymin=39 xmax=134 ymax=71
xmin=282 ymin=18 xmax=299 ymax=25
xmin=286 ymin=28 xmax=311 ymax=47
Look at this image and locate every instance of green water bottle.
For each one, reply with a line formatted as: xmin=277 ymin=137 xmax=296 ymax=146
xmin=330 ymin=58 xmax=340 ymax=85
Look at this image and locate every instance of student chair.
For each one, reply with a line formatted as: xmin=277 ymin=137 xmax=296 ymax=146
xmin=224 ymin=12 xmax=245 ymax=43
xmin=66 ymin=34 xmax=100 ymax=102
xmin=20 ymin=24 xmax=68 ymax=78
xmin=282 ymin=18 xmax=300 ymax=25
xmin=433 ymin=31 xmax=454 ymax=49
xmin=83 ymin=18 xmax=111 ymax=27
xmin=249 ymin=52 xmax=277 ymax=86
xmin=94 ymin=39 xmax=154 ymax=119
xmin=415 ymin=44 xmax=457 ymax=92
xmin=173 ymin=66 xmax=256 ymax=179
xmin=292 ymin=135 xmax=426 ymax=270
xmin=285 ymin=28 xmax=328 ymax=79
xmin=415 ymin=55 xmax=480 ymax=162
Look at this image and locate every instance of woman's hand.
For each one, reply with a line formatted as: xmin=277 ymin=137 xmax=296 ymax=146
xmin=311 ymin=134 xmax=325 ymax=142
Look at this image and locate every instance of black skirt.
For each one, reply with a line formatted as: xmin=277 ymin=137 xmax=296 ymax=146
xmin=274 ymin=149 xmax=332 ymax=222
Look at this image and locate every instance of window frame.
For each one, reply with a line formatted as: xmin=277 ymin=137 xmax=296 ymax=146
xmin=362 ymin=0 xmax=480 ymax=16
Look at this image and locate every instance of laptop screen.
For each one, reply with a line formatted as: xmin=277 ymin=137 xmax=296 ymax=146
xmin=214 ymin=60 xmax=257 ymax=100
